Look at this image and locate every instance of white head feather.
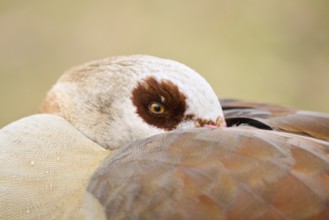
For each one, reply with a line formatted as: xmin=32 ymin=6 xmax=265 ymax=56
xmin=41 ymin=55 xmax=225 ymax=150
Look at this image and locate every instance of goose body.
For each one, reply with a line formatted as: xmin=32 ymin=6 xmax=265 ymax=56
xmin=0 ymin=114 xmax=112 ymax=219
xmin=88 ymin=127 xmax=329 ymax=219
xmin=86 ymin=100 xmax=329 ymax=219
xmin=1 ymin=55 xmax=329 ymax=219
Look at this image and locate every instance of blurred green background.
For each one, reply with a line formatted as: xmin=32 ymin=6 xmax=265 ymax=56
xmin=1 ymin=0 xmax=329 ymax=127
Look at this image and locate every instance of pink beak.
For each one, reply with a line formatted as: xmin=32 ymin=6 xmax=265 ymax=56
xmin=203 ymin=121 xmax=227 ymax=128
xmin=203 ymin=124 xmax=219 ymax=129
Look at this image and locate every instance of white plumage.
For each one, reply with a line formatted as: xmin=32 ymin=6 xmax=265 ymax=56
xmin=0 ymin=114 xmax=112 ymax=219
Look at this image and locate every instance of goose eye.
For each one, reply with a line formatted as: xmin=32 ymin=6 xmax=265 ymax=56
xmin=149 ymin=102 xmax=165 ymax=114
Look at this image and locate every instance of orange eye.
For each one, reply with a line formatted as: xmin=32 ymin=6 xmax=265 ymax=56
xmin=149 ymin=102 xmax=165 ymax=114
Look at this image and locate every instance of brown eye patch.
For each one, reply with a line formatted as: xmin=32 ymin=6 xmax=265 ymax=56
xmin=131 ymin=77 xmax=187 ymax=130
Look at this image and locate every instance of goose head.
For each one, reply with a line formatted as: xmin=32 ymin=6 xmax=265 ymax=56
xmin=41 ymin=55 xmax=225 ymax=149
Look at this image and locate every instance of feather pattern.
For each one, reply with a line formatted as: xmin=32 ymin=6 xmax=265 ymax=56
xmin=86 ymin=99 xmax=329 ymax=219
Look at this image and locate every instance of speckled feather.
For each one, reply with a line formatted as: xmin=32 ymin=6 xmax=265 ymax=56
xmin=0 ymin=114 xmax=113 ymax=219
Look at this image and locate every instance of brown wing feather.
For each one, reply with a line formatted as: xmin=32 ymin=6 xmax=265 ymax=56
xmin=221 ymin=99 xmax=329 ymax=142
xmin=87 ymin=128 xmax=329 ymax=220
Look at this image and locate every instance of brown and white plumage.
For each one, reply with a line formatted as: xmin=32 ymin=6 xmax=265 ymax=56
xmin=87 ymin=100 xmax=329 ymax=219
xmin=40 ymin=55 xmax=224 ymax=149
xmin=1 ymin=55 xmax=329 ymax=219
xmin=0 ymin=55 xmax=224 ymax=219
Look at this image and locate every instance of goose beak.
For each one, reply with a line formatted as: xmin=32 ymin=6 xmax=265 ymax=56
xmin=203 ymin=124 xmax=219 ymax=128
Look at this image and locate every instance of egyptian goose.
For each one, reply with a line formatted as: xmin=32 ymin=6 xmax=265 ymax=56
xmin=1 ymin=55 xmax=328 ymax=219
